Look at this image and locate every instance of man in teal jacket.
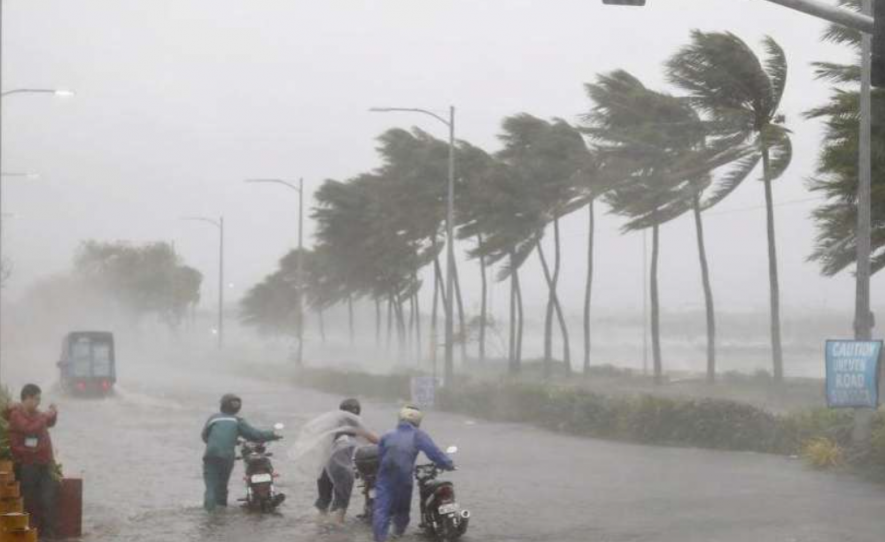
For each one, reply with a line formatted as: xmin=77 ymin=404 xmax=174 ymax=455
xmin=202 ymin=393 xmax=280 ymax=511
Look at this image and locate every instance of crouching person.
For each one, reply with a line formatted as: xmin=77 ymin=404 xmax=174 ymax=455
xmin=7 ymin=384 xmax=59 ymax=538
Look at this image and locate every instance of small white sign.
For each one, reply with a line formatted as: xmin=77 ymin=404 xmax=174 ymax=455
xmin=410 ymin=376 xmax=439 ymax=409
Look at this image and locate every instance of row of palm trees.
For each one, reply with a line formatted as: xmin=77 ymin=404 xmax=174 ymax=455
xmin=241 ymin=30 xmax=797 ymax=384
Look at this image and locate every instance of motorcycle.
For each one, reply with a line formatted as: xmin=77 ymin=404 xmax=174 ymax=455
xmin=353 ymin=444 xmax=380 ymax=521
xmin=238 ymin=423 xmax=286 ymax=513
xmin=416 ymin=446 xmax=470 ymax=541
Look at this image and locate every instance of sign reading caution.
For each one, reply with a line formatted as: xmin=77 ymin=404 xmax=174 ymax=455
xmin=825 ymin=340 xmax=883 ymax=408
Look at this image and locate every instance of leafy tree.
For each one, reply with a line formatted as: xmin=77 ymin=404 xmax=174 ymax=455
xmin=666 ymin=31 xmax=792 ymax=382
xmin=74 ymin=240 xmax=202 ymax=330
xmin=805 ymin=0 xmax=885 ymax=277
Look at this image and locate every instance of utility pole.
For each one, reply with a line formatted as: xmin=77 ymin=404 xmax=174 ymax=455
xmin=244 ymin=177 xmax=306 ymax=365
xmin=852 ymin=0 xmax=876 ymax=446
xmin=643 ymin=230 xmax=648 ymax=376
xmin=369 ymin=106 xmax=457 ymax=385
xmin=298 ymin=177 xmax=304 ymax=367
xmin=218 ymin=216 xmax=225 ymax=350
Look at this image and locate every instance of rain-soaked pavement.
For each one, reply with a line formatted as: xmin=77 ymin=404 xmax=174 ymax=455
xmin=22 ymin=357 xmax=885 ymax=542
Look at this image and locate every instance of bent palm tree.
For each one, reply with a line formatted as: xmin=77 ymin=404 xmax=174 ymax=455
xmin=667 ymin=31 xmax=793 ymax=383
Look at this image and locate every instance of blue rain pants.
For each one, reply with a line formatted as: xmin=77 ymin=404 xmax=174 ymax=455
xmin=371 ymin=422 xmax=453 ymax=542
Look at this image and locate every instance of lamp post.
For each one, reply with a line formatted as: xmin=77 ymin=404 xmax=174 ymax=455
xmin=369 ymin=106 xmax=456 ymax=384
xmin=244 ymin=178 xmax=305 ymax=365
xmin=0 ymin=85 xmax=72 ymax=380
xmin=182 ymin=216 xmax=225 ymax=349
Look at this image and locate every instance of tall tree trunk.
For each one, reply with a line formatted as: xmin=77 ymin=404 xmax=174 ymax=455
xmin=348 ymin=295 xmax=355 ymax=346
xmin=650 ymin=222 xmax=663 ymax=385
xmin=414 ymin=291 xmax=423 ymax=366
xmin=395 ymin=297 xmax=407 ymax=361
xmin=552 ymin=217 xmax=570 ymax=374
xmin=515 ymin=264 xmax=524 ymax=369
xmin=431 ymin=258 xmax=441 ymax=372
xmin=375 ymin=297 xmax=381 ymax=348
xmin=318 ymin=309 xmax=327 ymax=343
xmin=407 ymin=294 xmax=415 ymax=356
xmin=509 ymin=253 xmax=517 ymax=374
xmin=477 ymin=234 xmax=488 ymax=364
xmin=537 ymin=241 xmax=571 ymax=376
xmin=386 ymin=295 xmax=393 ymax=352
xmin=692 ymin=194 xmax=717 ymax=384
xmin=583 ymin=200 xmax=595 ymax=377
xmin=543 ymin=258 xmax=555 ymax=380
xmin=762 ymin=148 xmax=784 ymax=382
xmin=452 ymin=259 xmax=468 ymax=363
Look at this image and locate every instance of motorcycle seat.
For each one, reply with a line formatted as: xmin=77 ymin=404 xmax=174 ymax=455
xmin=422 ymin=480 xmax=453 ymax=494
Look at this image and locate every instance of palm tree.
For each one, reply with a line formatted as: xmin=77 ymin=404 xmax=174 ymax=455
xmin=460 ymin=159 xmax=539 ymax=374
xmin=496 ymin=114 xmax=592 ymax=376
xmin=455 ymin=141 xmax=501 ymax=364
xmin=584 ymin=70 xmax=721 ymax=384
xmin=666 ymin=31 xmax=793 ymax=383
xmin=806 ymin=1 xmax=885 ymax=278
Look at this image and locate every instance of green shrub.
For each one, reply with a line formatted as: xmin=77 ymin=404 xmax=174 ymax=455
xmin=289 ymin=368 xmax=881 ymax=462
xmin=802 ymin=437 xmax=844 ymax=469
xmin=780 ymin=408 xmax=854 ymax=454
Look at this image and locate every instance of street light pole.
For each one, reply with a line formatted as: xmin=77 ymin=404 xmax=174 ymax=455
xmin=244 ymin=178 xmax=305 ymax=366
xmin=857 ymin=0 xmax=873 ymax=343
xmin=445 ymin=106 xmax=456 ymax=385
xmin=219 ymin=216 xmax=225 ymax=349
xmin=0 ymin=83 xmax=74 ymax=381
xmin=369 ymin=106 xmax=457 ymax=384
xmin=182 ymin=216 xmax=225 ymax=349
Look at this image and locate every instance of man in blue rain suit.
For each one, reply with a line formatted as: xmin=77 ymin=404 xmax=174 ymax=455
xmin=201 ymin=393 xmax=281 ymax=511
xmin=372 ymin=404 xmax=454 ymax=542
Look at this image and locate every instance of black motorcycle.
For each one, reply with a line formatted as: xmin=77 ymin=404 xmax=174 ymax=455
xmin=354 ymin=444 xmax=380 ymax=521
xmin=238 ymin=424 xmax=286 ymax=513
xmin=416 ymin=446 xmax=470 ymax=541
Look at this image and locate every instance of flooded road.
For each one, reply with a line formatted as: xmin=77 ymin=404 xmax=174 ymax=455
xmin=33 ymin=358 xmax=885 ymax=542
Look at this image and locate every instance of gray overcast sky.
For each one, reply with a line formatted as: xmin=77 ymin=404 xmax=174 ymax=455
xmin=3 ymin=0 xmax=879 ymax=323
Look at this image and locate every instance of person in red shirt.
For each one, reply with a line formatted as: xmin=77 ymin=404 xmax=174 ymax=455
xmin=7 ymin=384 xmax=58 ymax=538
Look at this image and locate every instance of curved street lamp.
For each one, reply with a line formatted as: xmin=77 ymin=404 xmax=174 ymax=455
xmin=0 ymin=87 xmax=74 ymax=378
xmin=369 ymin=106 xmax=456 ymax=384
xmin=1 ymin=88 xmax=74 ymax=98
xmin=244 ymin=178 xmax=305 ymax=365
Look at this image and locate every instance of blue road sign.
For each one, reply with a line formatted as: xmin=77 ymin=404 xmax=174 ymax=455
xmin=825 ymin=340 xmax=883 ymax=408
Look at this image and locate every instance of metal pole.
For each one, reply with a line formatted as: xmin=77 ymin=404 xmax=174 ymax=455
xmin=763 ymin=0 xmax=873 ymax=32
xmin=857 ymin=0 xmax=874 ymax=344
xmin=643 ymin=230 xmax=648 ymax=376
xmin=0 ymin=0 xmax=5 ymax=384
xmin=297 ymin=178 xmax=304 ymax=366
xmin=852 ymin=0 xmax=875 ymax=445
xmin=218 ymin=216 xmax=224 ymax=349
xmin=444 ymin=106 xmax=455 ymax=385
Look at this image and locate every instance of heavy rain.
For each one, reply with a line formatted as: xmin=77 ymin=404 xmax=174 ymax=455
xmin=1 ymin=1 xmax=884 ymax=541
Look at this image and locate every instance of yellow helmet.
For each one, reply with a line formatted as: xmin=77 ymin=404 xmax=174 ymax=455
xmin=399 ymin=404 xmax=424 ymax=427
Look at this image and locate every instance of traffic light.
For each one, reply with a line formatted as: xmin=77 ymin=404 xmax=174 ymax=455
xmin=874 ymin=0 xmax=885 ymax=87
xmin=602 ymin=0 xmax=646 ymax=5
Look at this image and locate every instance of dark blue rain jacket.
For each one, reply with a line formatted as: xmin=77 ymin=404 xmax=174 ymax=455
xmin=377 ymin=422 xmax=453 ymax=486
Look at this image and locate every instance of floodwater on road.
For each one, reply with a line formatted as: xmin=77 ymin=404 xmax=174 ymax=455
xmin=30 ymin=358 xmax=885 ymax=542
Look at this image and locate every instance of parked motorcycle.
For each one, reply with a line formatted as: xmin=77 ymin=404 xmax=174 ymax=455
xmin=416 ymin=446 xmax=470 ymax=541
xmin=353 ymin=444 xmax=380 ymax=521
xmin=238 ymin=423 xmax=286 ymax=513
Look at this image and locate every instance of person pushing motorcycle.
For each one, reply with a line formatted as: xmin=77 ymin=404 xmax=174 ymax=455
xmin=372 ymin=404 xmax=454 ymax=542
xmin=315 ymin=398 xmax=379 ymax=523
xmin=201 ymin=393 xmax=281 ymax=511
